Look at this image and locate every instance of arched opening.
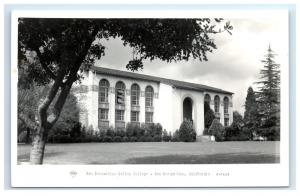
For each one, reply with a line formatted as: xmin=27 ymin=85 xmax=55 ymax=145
xmin=145 ymin=85 xmax=154 ymax=124
xmin=204 ymin=94 xmax=211 ymax=114
xmin=98 ymin=79 xmax=110 ymax=129
xmin=115 ymin=81 xmax=126 ymax=128
xmin=223 ymin=97 xmax=229 ymax=126
xmin=183 ymin=97 xmax=193 ymax=122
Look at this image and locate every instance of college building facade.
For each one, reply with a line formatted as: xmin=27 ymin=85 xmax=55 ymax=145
xmin=74 ymin=66 xmax=234 ymax=136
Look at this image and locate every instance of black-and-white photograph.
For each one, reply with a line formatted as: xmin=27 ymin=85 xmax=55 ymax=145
xmin=16 ymin=15 xmax=286 ymax=166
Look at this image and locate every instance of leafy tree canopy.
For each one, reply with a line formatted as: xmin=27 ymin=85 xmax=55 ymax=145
xmin=19 ymin=18 xmax=232 ymax=86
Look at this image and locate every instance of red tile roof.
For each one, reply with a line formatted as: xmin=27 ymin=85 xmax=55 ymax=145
xmin=91 ymin=66 xmax=234 ymax=95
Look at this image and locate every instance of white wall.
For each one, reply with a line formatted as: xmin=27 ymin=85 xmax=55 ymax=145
xmin=84 ymin=70 xmax=160 ymax=130
xmin=156 ymin=83 xmax=174 ymax=133
xmin=171 ymin=87 xmax=205 ymax=135
xmin=74 ymin=70 xmax=233 ymax=135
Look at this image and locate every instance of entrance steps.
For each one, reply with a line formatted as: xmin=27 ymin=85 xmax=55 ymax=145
xmin=196 ymin=135 xmax=215 ymax=142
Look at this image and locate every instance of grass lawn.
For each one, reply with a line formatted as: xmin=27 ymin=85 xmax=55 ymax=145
xmin=18 ymin=141 xmax=280 ymax=164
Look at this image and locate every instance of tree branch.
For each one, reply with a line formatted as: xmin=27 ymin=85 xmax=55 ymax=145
xmin=49 ymin=26 xmax=100 ymax=126
xmin=37 ymin=67 xmax=66 ymax=128
xmin=34 ymin=47 xmax=57 ymax=80
xmin=64 ymin=26 xmax=100 ymax=86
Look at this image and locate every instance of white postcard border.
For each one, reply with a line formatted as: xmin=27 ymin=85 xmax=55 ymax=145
xmin=11 ymin=9 xmax=289 ymax=187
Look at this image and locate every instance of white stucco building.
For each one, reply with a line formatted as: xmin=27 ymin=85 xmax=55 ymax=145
xmin=73 ymin=66 xmax=234 ymax=136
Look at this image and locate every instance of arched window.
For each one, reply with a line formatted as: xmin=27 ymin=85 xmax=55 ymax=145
xmin=145 ymin=86 xmax=154 ymax=123
xmin=98 ymin=79 xmax=110 ymax=129
xmin=99 ymin=79 xmax=109 ymax=103
xmin=145 ymin=86 xmax=154 ymax=107
xmin=204 ymin=94 xmax=211 ymax=104
xmin=131 ymin=84 xmax=140 ymax=106
xmin=115 ymin=81 xmax=126 ymax=128
xmin=223 ymin=97 xmax=229 ymax=114
xmin=131 ymin=84 xmax=140 ymax=123
xmin=115 ymin=81 xmax=126 ymax=105
xmin=223 ymin=97 xmax=229 ymax=126
xmin=214 ymin=95 xmax=220 ymax=113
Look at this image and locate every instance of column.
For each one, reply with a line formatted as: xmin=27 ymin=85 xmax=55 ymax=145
xmin=125 ymin=89 xmax=131 ymax=123
xmin=109 ymin=86 xmax=115 ymax=128
xmin=140 ymin=90 xmax=145 ymax=123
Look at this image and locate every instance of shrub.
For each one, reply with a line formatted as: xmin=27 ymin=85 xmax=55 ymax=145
xmin=136 ymin=127 xmax=145 ymax=138
xmin=103 ymin=136 xmax=113 ymax=143
xmin=208 ymin=119 xmax=225 ymax=141
xmin=162 ymin=129 xmax=171 ymax=142
xmin=115 ymin=128 xmax=126 ymax=137
xmin=126 ymin=123 xmax=140 ymax=137
xmin=153 ymin=135 xmax=162 ymax=142
xmin=83 ymin=135 xmax=93 ymax=142
xmin=72 ymin=137 xmax=83 ymax=143
xmin=86 ymin=125 xmax=95 ymax=136
xmin=113 ymin=136 xmax=122 ymax=142
xmin=145 ymin=136 xmax=154 ymax=142
xmin=129 ymin=136 xmax=138 ymax=142
xmin=203 ymin=128 xmax=209 ymax=135
xmin=178 ymin=120 xmax=196 ymax=142
xmin=52 ymin=134 xmax=72 ymax=143
xmin=106 ymin=127 xmax=115 ymax=137
xmin=259 ymin=126 xmax=280 ymax=141
xmin=70 ymin=122 xmax=82 ymax=138
xmin=154 ymin=123 xmax=163 ymax=136
xmin=121 ymin=136 xmax=129 ymax=142
xmin=138 ymin=135 xmax=147 ymax=142
xmin=171 ymin=130 xmax=180 ymax=142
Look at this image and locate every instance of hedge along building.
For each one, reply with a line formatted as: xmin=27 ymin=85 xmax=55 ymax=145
xmin=73 ymin=66 xmax=234 ymax=135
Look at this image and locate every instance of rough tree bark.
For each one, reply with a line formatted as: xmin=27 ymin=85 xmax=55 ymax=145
xmin=29 ymin=27 xmax=99 ymax=164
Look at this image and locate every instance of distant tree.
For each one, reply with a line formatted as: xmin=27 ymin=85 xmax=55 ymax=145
xmin=255 ymin=45 xmax=280 ymax=140
xmin=233 ymin=111 xmax=244 ymax=128
xmin=204 ymin=102 xmax=215 ymax=128
xmin=19 ymin=18 xmax=232 ymax=164
xmin=243 ymin=86 xmax=260 ymax=137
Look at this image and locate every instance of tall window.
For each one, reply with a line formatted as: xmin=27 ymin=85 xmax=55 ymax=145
xmin=131 ymin=84 xmax=140 ymax=106
xmin=145 ymin=112 xmax=153 ymax=123
xmin=145 ymin=86 xmax=154 ymax=107
xmin=115 ymin=110 xmax=124 ymax=121
xmin=224 ymin=97 xmax=229 ymax=114
xmin=115 ymin=81 xmax=126 ymax=105
xmin=99 ymin=109 xmax=108 ymax=120
xmin=214 ymin=95 xmax=220 ymax=113
xmin=99 ymin=79 xmax=109 ymax=102
xmin=131 ymin=111 xmax=139 ymax=122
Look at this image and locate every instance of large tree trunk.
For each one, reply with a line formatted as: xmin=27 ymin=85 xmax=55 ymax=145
xmin=29 ymin=125 xmax=48 ymax=164
xmin=29 ymin=82 xmax=73 ymax=164
xmin=28 ymin=27 xmax=99 ymax=165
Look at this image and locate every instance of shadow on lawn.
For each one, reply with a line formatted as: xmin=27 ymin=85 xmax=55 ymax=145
xmin=18 ymin=152 xmax=65 ymax=163
xmin=124 ymin=152 xmax=280 ymax=164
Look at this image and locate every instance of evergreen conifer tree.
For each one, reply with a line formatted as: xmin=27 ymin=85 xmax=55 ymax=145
xmin=244 ymin=87 xmax=260 ymax=127
xmin=255 ymin=45 xmax=280 ymax=140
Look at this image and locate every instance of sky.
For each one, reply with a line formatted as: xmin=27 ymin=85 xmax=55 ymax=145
xmin=94 ymin=17 xmax=288 ymax=115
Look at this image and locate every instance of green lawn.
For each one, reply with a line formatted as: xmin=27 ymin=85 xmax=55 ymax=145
xmin=18 ymin=141 xmax=280 ymax=164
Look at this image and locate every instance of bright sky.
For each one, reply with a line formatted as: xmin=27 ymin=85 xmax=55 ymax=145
xmin=95 ymin=17 xmax=288 ymax=115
